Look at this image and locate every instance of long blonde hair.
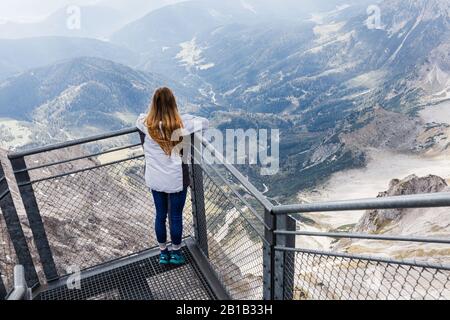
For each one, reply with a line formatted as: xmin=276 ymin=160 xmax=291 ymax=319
xmin=145 ymin=87 xmax=184 ymax=156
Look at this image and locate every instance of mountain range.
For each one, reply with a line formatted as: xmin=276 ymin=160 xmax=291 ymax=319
xmin=0 ymin=0 xmax=449 ymax=201
xmin=0 ymin=57 xmax=209 ymax=148
xmin=0 ymin=0 xmax=186 ymax=39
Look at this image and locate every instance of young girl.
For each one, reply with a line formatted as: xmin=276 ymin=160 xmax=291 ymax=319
xmin=136 ymin=87 xmax=208 ymax=265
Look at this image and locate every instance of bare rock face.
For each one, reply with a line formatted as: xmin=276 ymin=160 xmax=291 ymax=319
xmin=354 ymin=174 xmax=448 ymax=234
xmin=340 ymin=107 xmax=422 ymax=152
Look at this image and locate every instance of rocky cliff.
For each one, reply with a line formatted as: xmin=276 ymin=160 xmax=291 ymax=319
xmin=335 ymin=174 xmax=450 ymax=264
xmin=354 ymin=174 xmax=448 ymax=233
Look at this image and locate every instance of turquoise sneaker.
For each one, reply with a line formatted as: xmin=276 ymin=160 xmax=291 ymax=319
xmin=169 ymin=251 xmax=186 ymax=265
xmin=159 ymin=252 xmax=170 ymax=265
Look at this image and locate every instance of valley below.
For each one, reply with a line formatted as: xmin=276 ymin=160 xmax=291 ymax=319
xmin=298 ymin=149 xmax=450 ymax=231
xmin=1 ymin=0 xmax=450 ymax=300
xmin=294 ymin=99 xmax=450 ymax=258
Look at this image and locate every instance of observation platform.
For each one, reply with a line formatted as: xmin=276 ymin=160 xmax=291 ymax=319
xmin=34 ymin=241 xmax=228 ymax=300
xmin=1 ymin=128 xmax=449 ymax=300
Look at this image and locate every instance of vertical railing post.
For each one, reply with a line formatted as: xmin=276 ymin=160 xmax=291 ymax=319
xmin=0 ymin=162 xmax=39 ymax=288
xmin=273 ymin=214 xmax=296 ymax=300
xmin=8 ymin=156 xmax=59 ymax=282
xmin=263 ymin=208 xmax=275 ymax=300
xmin=189 ymin=133 xmax=209 ymax=257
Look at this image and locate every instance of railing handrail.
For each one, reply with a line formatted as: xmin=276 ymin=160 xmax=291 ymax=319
xmin=8 ymin=127 xmax=139 ymax=160
xmin=17 ymin=154 xmax=145 ymax=187
xmin=6 ymin=126 xmax=274 ymax=212
xmin=16 ymin=143 xmax=142 ymax=173
xmin=272 ymin=192 xmax=450 ymax=215
xmin=3 ymin=126 xmax=450 ymax=300
xmin=6 ymin=126 xmax=450 ymax=220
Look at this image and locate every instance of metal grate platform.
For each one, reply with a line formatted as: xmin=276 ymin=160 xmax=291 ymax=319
xmin=35 ymin=246 xmax=218 ymax=300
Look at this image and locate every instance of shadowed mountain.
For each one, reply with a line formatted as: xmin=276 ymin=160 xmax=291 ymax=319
xmin=0 ymin=57 xmax=208 ymax=149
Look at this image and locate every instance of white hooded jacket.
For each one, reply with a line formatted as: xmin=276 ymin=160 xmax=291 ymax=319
xmin=136 ymin=113 xmax=209 ymax=193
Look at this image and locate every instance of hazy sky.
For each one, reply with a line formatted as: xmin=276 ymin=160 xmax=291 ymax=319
xmin=0 ymin=0 xmax=98 ymax=22
xmin=0 ymin=0 xmax=183 ymax=22
xmin=0 ymin=0 xmax=364 ymax=24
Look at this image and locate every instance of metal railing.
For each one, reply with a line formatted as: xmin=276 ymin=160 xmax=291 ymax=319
xmin=190 ymin=133 xmax=271 ymax=299
xmin=189 ymin=132 xmax=450 ymax=300
xmin=7 ymin=129 xmax=193 ymax=284
xmin=271 ymin=196 xmax=450 ymax=300
xmin=1 ymin=127 xmax=449 ymax=300
xmin=0 ymin=161 xmax=38 ymax=299
xmin=0 ymin=165 xmax=15 ymax=299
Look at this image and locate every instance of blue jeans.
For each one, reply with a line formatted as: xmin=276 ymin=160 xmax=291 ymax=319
xmin=151 ymin=188 xmax=188 ymax=247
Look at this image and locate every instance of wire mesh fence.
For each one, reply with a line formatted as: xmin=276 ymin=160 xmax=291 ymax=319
xmin=22 ymin=143 xmax=194 ymax=278
xmin=9 ymin=130 xmax=271 ymax=299
xmin=283 ymin=248 xmax=450 ymax=300
xmin=199 ymin=163 xmax=266 ymax=300
xmin=6 ymin=128 xmax=450 ymax=301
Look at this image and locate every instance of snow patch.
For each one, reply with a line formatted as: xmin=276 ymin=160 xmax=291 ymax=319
xmin=131 ymin=80 xmax=147 ymax=90
xmin=176 ymin=37 xmax=215 ymax=71
xmin=199 ymin=84 xmax=217 ymax=104
xmin=199 ymin=63 xmax=215 ymax=70
xmin=223 ymin=85 xmax=241 ymax=97
xmin=313 ymin=22 xmax=346 ymax=43
xmin=286 ymin=96 xmax=300 ymax=108
xmin=244 ymin=84 xmax=262 ymax=94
